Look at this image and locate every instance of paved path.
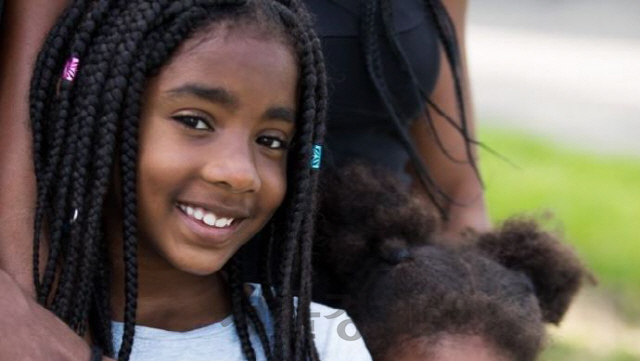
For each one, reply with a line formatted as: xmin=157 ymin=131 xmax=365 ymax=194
xmin=546 ymin=289 xmax=640 ymax=359
xmin=467 ymin=0 xmax=640 ymax=156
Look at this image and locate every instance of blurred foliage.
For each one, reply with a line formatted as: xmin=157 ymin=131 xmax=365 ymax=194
xmin=541 ymin=342 xmax=639 ymax=361
xmin=478 ymin=128 xmax=640 ymax=320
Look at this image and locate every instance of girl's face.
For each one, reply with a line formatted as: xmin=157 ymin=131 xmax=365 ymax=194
xmin=135 ymin=26 xmax=297 ymax=276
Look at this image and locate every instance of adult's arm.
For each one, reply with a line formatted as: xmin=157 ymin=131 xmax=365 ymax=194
xmin=0 ymin=5 xmax=121 ymax=359
xmin=0 ymin=269 xmax=116 ymax=361
xmin=409 ymin=0 xmax=490 ymax=235
xmin=0 ymin=0 xmax=69 ymax=296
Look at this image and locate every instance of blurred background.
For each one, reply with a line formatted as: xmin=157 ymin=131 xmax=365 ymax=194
xmin=467 ymin=0 xmax=640 ymax=360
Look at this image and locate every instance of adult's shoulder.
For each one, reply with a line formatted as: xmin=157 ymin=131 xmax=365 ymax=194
xmin=303 ymin=0 xmax=430 ymax=37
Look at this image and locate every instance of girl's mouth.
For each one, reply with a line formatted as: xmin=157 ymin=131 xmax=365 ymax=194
xmin=174 ymin=202 xmax=246 ymax=246
xmin=176 ymin=202 xmax=236 ymax=228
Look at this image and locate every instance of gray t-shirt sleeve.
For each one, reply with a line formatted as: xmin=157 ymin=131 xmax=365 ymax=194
xmin=310 ymin=302 xmax=373 ymax=361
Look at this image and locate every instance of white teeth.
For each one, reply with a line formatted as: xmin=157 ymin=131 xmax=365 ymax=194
xmin=179 ymin=203 xmax=236 ymax=228
xmin=203 ymin=212 xmax=217 ymax=226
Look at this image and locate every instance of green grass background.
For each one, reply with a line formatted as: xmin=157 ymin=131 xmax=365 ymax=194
xmin=478 ymin=128 xmax=640 ymax=360
xmin=480 ymin=128 xmax=640 ymax=298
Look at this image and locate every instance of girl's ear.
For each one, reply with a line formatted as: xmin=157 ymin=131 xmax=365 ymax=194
xmin=475 ymin=218 xmax=594 ymax=324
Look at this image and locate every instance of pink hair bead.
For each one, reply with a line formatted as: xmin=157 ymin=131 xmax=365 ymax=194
xmin=62 ymin=57 xmax=80 ymax=82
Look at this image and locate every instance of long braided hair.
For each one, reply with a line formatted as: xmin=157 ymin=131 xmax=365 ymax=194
xmin=360 ymin=0 xmax=479 ymax=218
xmin=29 ymin=1 xmax=326 ymax=360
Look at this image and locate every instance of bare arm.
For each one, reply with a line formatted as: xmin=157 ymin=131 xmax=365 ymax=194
xmin=0 ymin=5 xmax=117 ymax=359
xmin=0 ymin=0 xmax=69 ymax=296
xmin=409 ymin=0 xmax=490 ymax=234
xmin=0 ymin=269 xmax=117 ymax=361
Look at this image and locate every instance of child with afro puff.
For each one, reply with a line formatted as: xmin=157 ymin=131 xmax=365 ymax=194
xmin=313 ymin=164 xmax=592 ymax=361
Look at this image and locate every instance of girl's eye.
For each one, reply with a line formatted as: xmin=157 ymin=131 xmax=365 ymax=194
xmin=257 ymin=136 xmax=289 ymax=150
xmin=172 ymin=115 xmax=212 ymax=131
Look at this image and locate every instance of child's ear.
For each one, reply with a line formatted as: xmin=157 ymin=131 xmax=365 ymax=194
xmin=475 ymin=218 xmax=595 ymax=324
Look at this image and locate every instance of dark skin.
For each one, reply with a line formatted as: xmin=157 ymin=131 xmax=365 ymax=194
xmin=0 ymin=268 xmax=95 ymax=361
xmin=107 ymin=27 xmax=297 ymax=331
xmin=0 ymin=0 xmax=69 ymax=298
xmin=0 ymin=0 xmax=486 ymax=358
xmin=410 ymin=0 xmax=489 ymax=235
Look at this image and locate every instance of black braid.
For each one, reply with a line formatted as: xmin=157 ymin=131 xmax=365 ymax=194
xmin=86 ymin=276 xmax=111 ymax=354
xmin=362 ymin=0 xmax=451 ymax=216
xmin=31 ymin=1 xmax=326 ymax=360
xmin=54 ymin=1 xmax=145 ymax=327
xmin=259 ymin=221 xmax=279 ymax=314
xmin=42 ymin=1 xmax=133 ymax=317
xmin=90 ymin=244 xmax=115 ymax=358
xmin=49 ymin=1 xmax=130 ymax=321
xmin=70 ymin=1 xmax=143 ymax=330
xmin=305 ymin=32 xmax=326 ymax=361
xmin=30 ymin=1 xmax=84 ymax=294
xmin=228 ymin=258 xmax=258 ymax=361
xmin=379 ymin=0 xmax=466 ymax=167
xmin=243 ymin=294 xmax=275 ymax=361
xmin=29 ymin=0 xmax=89 ymax=186
xmin=32 ymin=0 xmax=107 ymax=302
xmin=360 ymin=0 xmax=482 ymax=218
xmin=422 ymin=0 xmax=481 ymax=180
xmin=284 ymin=3 xmax=326 ymax=360
xmin=268 ymin=2 xmax=319 ymax=359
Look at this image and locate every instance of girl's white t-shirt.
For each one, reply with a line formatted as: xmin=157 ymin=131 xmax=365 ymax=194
xmin=112 ymin=284 xmax=372 ymax=361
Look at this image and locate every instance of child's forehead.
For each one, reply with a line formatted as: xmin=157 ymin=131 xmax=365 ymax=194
xmin=146 ymin=29 xmax=298 ymax=105
xmin=157 ymin=27 xmax=298 ymax=87
xmin=178 ymin=21 xmax=295 ymax=60
xmin=393 ymin=335 xmax=509 ymax=361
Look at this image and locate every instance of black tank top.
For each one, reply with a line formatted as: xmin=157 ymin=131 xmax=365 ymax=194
xmin=304 ymin=0 xmax=440 ymax=184
xmin=0 ymin=1 xmax=5 ymax=32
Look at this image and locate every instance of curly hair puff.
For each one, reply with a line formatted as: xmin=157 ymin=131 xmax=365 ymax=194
xmin=313 ymin=164 xmax=592 ymax=361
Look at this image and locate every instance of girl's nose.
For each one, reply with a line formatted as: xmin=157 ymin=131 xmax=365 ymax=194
xmin=200 ymin=140 xmax=261 ymax=193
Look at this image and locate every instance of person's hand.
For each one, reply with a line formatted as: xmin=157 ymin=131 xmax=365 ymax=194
xmin=0 ymin=269 xmax=98 ymax=361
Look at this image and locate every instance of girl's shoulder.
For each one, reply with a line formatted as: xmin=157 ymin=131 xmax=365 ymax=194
xmin=111 ymin=285 xmax=372 ymax=361
xmin=248 ymin=284 xmax=373 ymax=361
xmin=308 ymin=302 xmax=373 ymax=361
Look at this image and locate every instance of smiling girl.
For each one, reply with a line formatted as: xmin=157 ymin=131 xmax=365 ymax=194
xmin=19 ymin=0 xmax=370 ymax=360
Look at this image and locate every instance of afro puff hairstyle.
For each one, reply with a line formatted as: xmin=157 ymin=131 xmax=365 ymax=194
xmin=313 ymin=163 xmax=592 ymax=361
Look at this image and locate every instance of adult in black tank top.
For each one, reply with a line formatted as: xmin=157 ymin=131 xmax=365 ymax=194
xmin=245 ymin=0 xmax=489 ymax=294
xmin=306 ymin=0 xmax=488 ymax=233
